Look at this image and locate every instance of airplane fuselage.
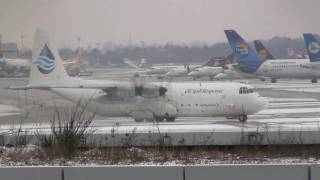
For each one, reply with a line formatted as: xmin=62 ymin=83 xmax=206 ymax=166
xmin=255 ymin=59 xmax=320 ymax=78
xmin=238 ymin=59 xmax=320 ymax=79
xmin=50 ymin=81 xmax=266 ymax=120
xmin=188 ymin=66 xmax=223 ymax=78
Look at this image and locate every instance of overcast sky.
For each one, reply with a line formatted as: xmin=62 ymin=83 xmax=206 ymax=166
xmin=1 ymin=0 xmax=320 ymax=48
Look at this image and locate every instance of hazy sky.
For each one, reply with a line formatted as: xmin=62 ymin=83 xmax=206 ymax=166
xmin=1 ymin=0 xmax=320 ymax=48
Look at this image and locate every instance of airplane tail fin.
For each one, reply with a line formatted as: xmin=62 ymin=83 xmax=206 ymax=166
xmin=253 ymin=40 xmax=275 ymax=60
xmin=139 ymin=58 xmax=147 ymax=68
xmin=74 ymin=47 xmax=82 ymax=66
xmin=303 ymin=33 xmax=320 ymax=62
xmin=29 ymin=29 xmax=70 ymax=86
xmin=224 ymin=30 xmax=265 ymax=73
xmin=204 ymin=57 xmax=217 ymax=67
xmin=0 ymin=39 xmax=3 ymax=58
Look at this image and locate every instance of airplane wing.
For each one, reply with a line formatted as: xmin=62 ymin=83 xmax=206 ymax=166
xmin=8 ymin=81 xmax=167 ymax=97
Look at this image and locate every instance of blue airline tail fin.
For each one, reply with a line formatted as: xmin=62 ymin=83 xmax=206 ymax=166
xmin=0 ymin=39 xmax=2 ymax=58
xmin=253 ymin=40 xmax=275 ymax=60
xmin=224 ymin=30 xmax=265 ymax=73
xmin=303 ymin=33 xmax=320 ymax=62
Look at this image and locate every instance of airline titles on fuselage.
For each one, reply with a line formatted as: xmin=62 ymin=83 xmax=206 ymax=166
xmin=184 ymin=88 xmax=224 ymax=94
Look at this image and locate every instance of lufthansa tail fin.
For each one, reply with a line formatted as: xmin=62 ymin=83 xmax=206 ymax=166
xmin=0 ymin=39 xmax=3 ymax=58
xmin=29 ymin=29 xmax=70 ymax=86
xmin=224 ymin=30 xmax=265 ymax=73
xmin=253 ymin=40 xmax=275 ymax=60
xmin=303 ymin=33 xmax=320 ymax=62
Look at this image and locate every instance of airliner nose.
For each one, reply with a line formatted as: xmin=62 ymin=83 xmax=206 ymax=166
xmin=255 ymin=96 xmax=268 ymax=113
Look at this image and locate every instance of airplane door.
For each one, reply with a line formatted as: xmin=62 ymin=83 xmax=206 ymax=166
xmin=261 ymin=64 xmax=268 ymax=73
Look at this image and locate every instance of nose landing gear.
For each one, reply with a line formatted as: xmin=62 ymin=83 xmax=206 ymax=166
xmin=311 ymin=78 xmax=318 ymax=83
xmin=238 ymin=114 xmax=248 ymax=123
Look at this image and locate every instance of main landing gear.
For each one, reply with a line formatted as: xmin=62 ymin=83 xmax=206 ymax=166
xmin=311 ymin=78 xmax=318 ymax=83
xmin=271 ymin=78 xmax=277 ymax=83
xmin=238 ymin=114 xmax=248 ymax=123
xmin=134 ymin=119 xmax=144 ymax=123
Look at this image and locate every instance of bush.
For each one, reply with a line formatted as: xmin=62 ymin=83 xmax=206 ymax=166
xmin=37 ymin=99 xmax=96 ymax=158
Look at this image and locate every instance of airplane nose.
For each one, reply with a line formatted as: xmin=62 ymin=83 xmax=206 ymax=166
xmin=255 ymin=96 xmax=268 ymax=112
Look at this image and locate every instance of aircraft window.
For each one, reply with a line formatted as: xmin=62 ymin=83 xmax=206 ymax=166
xmin=195 ymin=104 xmax=198 ymax=107
xmin=239 ymin=87 xmax=253 ymax=94
xmin=188 ymin=104 xmax=191 ymax=107
xmin=239 ymin=87 xmax=243 ymax=94
xmin=181 ymin=104 xmax=183 ymax=107
xmin=135 ymin=86 xmax=143 ymax=96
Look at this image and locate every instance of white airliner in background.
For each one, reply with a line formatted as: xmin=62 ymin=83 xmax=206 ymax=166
xmin=10 ymin=29 xmax=267 ymax=123
xmin=224 ymin=30 xmax=320 ymax=83
xmin=0 ymin=49 xmax=30 ymax=76
xmin=124 ymin=58 xmax=147 ymax=68
xmin=0 ymin=58 xmax=30 ymax=76
xmin=188 ymin=66 xmax=223 ymax=80
xmin=166 ymin=58 xmax=226 ymax=78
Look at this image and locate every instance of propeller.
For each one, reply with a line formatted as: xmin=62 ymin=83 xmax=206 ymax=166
xmin=130 ymin=73 xmax=168 ymax=98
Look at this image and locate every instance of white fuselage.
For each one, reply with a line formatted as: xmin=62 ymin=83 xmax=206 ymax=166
xmin=254 ymin=59 xmax=320 ymax=79
xmin=166 ymin=67 xmax=189 ymax=77
xmin=49 ymin=80 xmax=266 ymax=119
xmin=188 ymin=66 xmax=223 ymax=78
xmin=0 ymin=58 xmax=30 ymax=69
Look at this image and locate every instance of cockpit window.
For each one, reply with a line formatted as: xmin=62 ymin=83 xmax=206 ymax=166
xmin=239 ymin=87 xmax=254 ymax=94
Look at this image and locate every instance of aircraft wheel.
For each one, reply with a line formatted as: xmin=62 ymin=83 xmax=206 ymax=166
xmin=260 ymin=77 xmax=266 ymax=82
xmin=311 ymin=78 xmax=318 ymax=83
xmin=271 ymin=78 xmax=277 ymax=83
xmin=238 ymin=114 xmax=247 ymax=123
xmin=134 ymin=119 xmax=144 ymax=123
xmin=145 ymin=118 xmax=154 ymax=122
xmin=154 ymin=116 xmax=165 ymax=122
xmin=166 ymin=117 xmax=176 ymax=122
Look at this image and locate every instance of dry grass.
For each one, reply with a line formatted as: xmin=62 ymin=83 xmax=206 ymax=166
xmin=2 ymin=145 xmax=320 ymax=165
xmin=36 ymin=98 xmax=96 ymax=158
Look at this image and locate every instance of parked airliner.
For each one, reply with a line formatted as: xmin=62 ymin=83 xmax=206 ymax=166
xmin=10 ymin=29 xmax=267 ymax=123
xmin=188 ymin=66 xmax=223 ymax=80
xmin=224 ymin=30 xmax=320 ymax=83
